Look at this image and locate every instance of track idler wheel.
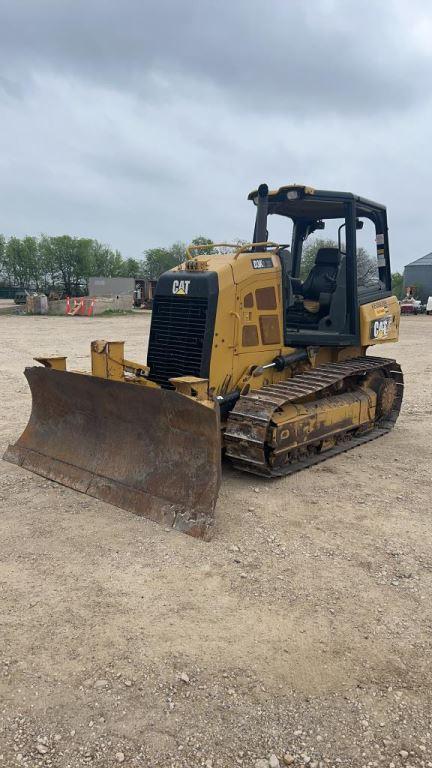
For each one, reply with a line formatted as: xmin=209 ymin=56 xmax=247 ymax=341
xmin=376 ymin=377 xmax=398 ymax=419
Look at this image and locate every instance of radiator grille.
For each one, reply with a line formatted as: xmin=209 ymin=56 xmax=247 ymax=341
xmin=148 ymin=295 xmax=209 ymax=388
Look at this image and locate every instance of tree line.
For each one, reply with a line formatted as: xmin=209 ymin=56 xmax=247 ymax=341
xmin=0 ymin=235 xmax=139 ymax=296
xmin=0 ymin=234 xmax=215 ymax=295
xmin=0 ymin=233 xmax=404 ymax=298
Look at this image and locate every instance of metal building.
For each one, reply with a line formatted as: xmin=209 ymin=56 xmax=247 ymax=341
xmin=403 ymin=253 xmax=432 ymax=302
xmin=88 ymin=277 xmax=135 ymax=297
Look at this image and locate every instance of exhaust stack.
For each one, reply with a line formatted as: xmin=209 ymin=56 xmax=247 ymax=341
xmin=252 ymin=183 xmax=269 ymax=250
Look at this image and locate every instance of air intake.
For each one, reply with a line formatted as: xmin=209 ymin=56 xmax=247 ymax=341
xmin=148 ymin=295 xmax=208 ymax=388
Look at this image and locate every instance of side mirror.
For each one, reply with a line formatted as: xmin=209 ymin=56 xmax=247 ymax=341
xmin=305 ymin=220 xmax=325 ymax=237
xmin=338 ymin=222 xmax=346 ymax=255
xmin=356 ymin=219 xmax=364 ymax=230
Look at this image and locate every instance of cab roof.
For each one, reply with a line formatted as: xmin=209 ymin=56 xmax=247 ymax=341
xmin=247 ymin=184 xmax=386 ymax=220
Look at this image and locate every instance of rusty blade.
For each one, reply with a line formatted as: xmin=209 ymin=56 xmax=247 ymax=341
xmin=3 ymin=366 xmax=221 ymax=540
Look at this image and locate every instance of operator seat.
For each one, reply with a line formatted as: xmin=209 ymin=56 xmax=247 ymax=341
xmin=289 ymin=247 xmax=341 ymax=324
xmin=302 ymin=247 xmax=340 ymax=302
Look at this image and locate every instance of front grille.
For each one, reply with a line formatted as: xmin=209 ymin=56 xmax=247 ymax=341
xmin=148 ymin=295 xmax=209 ymax=388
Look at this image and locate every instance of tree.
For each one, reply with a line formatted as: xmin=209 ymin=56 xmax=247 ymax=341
xmin=141 ymin=241 xmax=186 ymax=279
xmin=120 ymin=257 xmax=142 ymax=277
xmin=38 ymin=235 xmax=56 ymax=289
xmin=0 ymin=235 xmax=6 ymax=283
xmin=170 ymin=241 xmax=187 ymax=264
xmin=22 ymin=236 xmax=44 ymax=290
xmin=3 ymin=236 xmax=41 ymax=288
xmin=189 ymin=236 xmax=215 ymax=256
xmin=0 ymin=234 xmax=140 ymax=293
xmin=356 ymin=246 xmax=379 ymax=286
xmin=142 ymin=248 xmax=176 ymax=280
xmin=391 ymin=272 xmax=404 ymax=299
xmin=0 ymin=235 xmax=12 ymax=285
xmin=87 ymin=242 xmax=124 ymax=278
xmin=39 ymin=235 xmax=93 ymax=295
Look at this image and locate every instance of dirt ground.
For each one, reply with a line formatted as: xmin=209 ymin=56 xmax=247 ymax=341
xmin=1 ymin=314 xmax=431 ymax=768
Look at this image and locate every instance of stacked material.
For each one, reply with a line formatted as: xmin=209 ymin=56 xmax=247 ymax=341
xmin=26 ymin=294 xmax=48 ymax=315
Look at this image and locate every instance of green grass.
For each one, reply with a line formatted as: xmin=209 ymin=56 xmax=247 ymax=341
xmin=100 ymin=309 xmax=136 ymax=316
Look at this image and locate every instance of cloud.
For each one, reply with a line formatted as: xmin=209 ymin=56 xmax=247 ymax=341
xmin=2 ymin=0 xmax=432 ymax=116
xmin=0 ymin=0 xmax=431 ymax=267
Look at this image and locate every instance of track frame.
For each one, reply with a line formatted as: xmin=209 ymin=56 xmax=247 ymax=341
xmin=224 ymin=357 xmax=403 ymax=478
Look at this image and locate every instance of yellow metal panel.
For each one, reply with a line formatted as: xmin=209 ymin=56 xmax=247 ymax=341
xmin=271 ymin=388 xmax=377 ymax=451
xmin=208 ymin=263 xmax=237 ymax=394
xmin=359 ymin=295 xmax=400 ymax=349
xmin=91 ymin=340 xmax=125 ymax=380
xmin=34 ymin=356 xmax=67 ymax=371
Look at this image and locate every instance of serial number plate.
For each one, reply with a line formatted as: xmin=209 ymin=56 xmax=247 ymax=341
xmin=370 ymin=315 xmax=392 ymax=339
xmin=251 ymin=257 xmax=273 ymax=269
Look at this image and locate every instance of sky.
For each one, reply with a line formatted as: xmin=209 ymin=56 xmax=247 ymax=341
xmin=1 ymin=0 xmax=431 ymax=270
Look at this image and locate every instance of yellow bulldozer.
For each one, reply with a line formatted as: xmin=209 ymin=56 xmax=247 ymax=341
xmin=4 ymin=184 xmax=403 ymax=540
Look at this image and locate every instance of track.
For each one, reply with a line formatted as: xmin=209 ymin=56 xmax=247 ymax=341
xmin=224 ymin=356 xmax=404 ymax=477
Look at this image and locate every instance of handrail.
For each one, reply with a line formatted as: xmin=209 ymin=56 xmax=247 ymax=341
xmin=233 ymin=241 xmax=279 ymax=260
xmin=185 ymin=241 xmax=280 ymax=260
xmin=229 ymin=311 xmax=241 ymax=349
xmin=185 ymin=243 xmax=242 ymax=260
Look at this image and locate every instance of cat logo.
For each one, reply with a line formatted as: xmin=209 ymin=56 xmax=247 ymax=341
xmin=172 ymin=279 xmax=191 ymax=296
xmin=370 ymin=315 xmax=392 ymax=339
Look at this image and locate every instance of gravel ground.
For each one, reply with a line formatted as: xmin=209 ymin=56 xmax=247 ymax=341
xmin=0 ymin=314 xmax=431 ymax=768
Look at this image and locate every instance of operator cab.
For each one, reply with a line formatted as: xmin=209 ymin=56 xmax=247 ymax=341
xmin=249 ymin=183 xmax=392 ymax=347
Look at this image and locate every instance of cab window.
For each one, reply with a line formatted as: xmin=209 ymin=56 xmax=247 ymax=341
xmin=356 ymin=216 xmax=380 ymax=289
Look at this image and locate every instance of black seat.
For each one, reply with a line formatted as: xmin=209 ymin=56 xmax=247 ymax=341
xmin=287 ymin=247 xmax=341 ymax=328
xmin=301 ymin=247 xmax=341 ymax=301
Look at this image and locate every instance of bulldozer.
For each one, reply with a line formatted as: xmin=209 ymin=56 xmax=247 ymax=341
xmin=4 ymin=184 xmax=403 ymax=540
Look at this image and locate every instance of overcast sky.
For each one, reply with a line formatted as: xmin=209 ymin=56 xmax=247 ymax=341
xmin=1 ymin=0 xmax=431 ymax=270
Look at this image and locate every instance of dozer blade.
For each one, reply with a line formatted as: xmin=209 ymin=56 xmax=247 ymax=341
xmin=3 ymin=366 xmax=221 ymax=540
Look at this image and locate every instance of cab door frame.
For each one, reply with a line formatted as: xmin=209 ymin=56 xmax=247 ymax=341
xmin=283 ymin=200 xmax=359 ymax=347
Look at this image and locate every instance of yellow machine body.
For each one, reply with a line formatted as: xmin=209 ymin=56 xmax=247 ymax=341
xmin=171 ymin=247 xmax=401 ymax=397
